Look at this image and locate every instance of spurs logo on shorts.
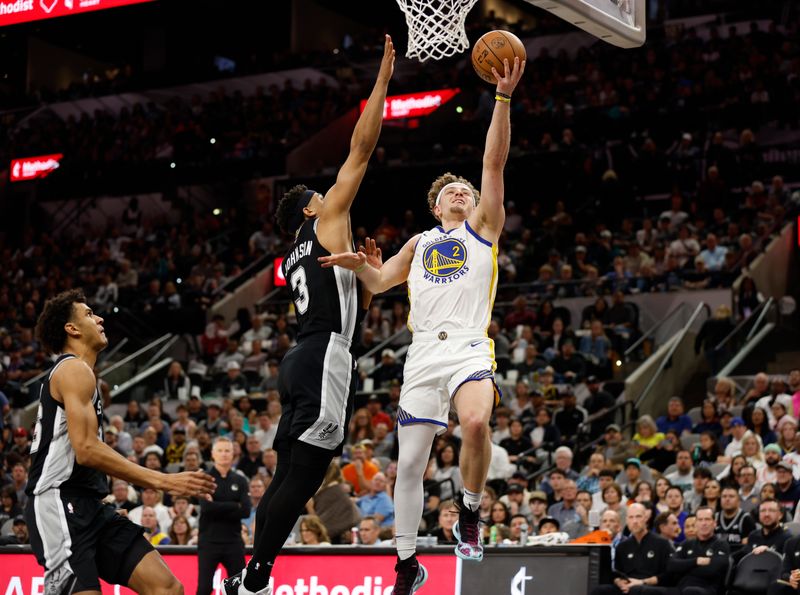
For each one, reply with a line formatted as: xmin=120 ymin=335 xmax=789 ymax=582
xmin=317 ymin=422 xmax=339 ymax=440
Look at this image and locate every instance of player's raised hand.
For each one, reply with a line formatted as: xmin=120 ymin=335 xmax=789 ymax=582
xmin=318 ymin=251 xmax=368 ymax=271
xmin=358 ymin=237 xmax=383 ymax=269
xmin=378 ymin=34 xmax=395 ymax=83
xmin=163 ymin=470 xmax=217 ymax=498
xmin=492 ymin=56 xmax=525 ymax=97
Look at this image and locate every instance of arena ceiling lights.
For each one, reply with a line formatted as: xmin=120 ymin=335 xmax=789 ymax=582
xmin=0 ymin=0 xmax=154 ymax=27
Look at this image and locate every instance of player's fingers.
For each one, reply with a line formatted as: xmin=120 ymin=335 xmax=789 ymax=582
xmin=491 ymin=67 xmax=501 ymax=82
xmin=376 ymin=248 xmax=382 ymax=259
xmin=503 ymin=58 xmax=510 ymax=77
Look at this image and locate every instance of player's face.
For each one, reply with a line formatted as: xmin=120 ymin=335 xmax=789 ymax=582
xmin=70 ymin=303 xmax=108 ymax=351
xmin=305 ymin=193 xmax=325 ymax=217
xmin=436 ymin=184 xmax=474 ymax=221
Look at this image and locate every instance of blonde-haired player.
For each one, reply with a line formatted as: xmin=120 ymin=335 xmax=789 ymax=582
xmin=320 ymin=56 xmax=524 ymax=594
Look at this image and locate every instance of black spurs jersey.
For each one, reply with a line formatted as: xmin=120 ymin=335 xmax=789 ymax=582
xmin=282 ymin=219 xmax=364 ymax=345
xmin=26 ymin=354 xmax=108 ymax=498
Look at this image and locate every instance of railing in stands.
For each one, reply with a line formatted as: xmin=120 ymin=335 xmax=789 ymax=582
xmin=623 ymin=302 xmax=693 ymax=360
xmin=634 ymin=302 xmax=710 ymax=410
xmin=715 ymin=299 xmax=779 ymax=378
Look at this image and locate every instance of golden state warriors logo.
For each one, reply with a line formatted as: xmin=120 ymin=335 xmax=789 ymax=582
xmin=422 ymin=238 xmax=468 ymax=282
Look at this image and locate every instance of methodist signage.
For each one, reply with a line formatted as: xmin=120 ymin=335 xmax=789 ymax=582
xmin=0 ymin=0 xmax=153 ymax=27
xmin=273 ymin=257 xmax=287 ymax=287
xmin=0 ymin=545 xmax=608 ymax=595
xmin=361 ymin=88 xmax=460 ymax=121
xmin=9 ymin=153 xmax=63 ymax=181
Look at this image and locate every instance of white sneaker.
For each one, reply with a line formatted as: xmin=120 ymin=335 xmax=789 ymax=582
xmin=222 ymin=570 xmax=272 ymax=595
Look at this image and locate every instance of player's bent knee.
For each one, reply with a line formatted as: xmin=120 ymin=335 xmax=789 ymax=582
xmin=459 ymin=414 xmax=489 ymax=439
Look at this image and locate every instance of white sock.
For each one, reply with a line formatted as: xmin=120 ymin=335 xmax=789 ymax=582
xmin=463 ymin=488 xmax=481 ymax=512
xmin=394 ymin=423 xmax=439 ymax=561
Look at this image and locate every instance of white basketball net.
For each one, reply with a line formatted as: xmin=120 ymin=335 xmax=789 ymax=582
xmin=395 ymin=0 xmax=479 ymax=62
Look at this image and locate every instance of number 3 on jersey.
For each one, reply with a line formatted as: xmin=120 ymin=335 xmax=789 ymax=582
xmin=290 ymin=266 xmax=310 ymax=314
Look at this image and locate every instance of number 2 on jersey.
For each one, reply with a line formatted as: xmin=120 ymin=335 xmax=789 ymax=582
xmin=290 ymin=266 xmax=310 ymax=314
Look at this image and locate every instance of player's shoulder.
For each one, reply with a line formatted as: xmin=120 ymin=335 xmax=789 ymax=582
xmin=52 ymin=357 xmax=96 ymax=392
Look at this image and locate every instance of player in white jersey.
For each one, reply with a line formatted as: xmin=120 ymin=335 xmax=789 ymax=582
xmin=320 ymin=56 xmax=524 ymax=595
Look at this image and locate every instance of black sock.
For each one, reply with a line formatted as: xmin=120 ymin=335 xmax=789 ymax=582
xmin=244 ymin=441 xmax=333 ymax=592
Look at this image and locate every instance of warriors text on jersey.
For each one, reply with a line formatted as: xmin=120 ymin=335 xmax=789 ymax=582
xmin=282 ymin=219 xmax=363 ymax=344
xmin=407 ymin=220 xmax=498 ymax=333
xmin=27 ymin=354 xmax=107 ymax=498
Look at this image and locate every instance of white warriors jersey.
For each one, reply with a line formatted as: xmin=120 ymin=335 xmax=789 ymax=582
xmin=407 ymin=220 xmax=498 ymax=333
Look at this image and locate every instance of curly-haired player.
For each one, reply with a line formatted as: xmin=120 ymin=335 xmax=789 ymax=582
xmin=320 ymin=56 xmax=524 ymax=594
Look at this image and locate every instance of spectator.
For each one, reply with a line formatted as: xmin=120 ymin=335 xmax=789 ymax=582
xmin=433 ymin=442 xmax=463 ymax=501
xmin=654 ymin=512 xmax=681 ymax=544
xmin=552 ymin=340 xmax=586 ymax=383
xmin=219 ymin=361 xmax=249 ymax=397
xmin=692 ymin=401 xmax=723 ymax=437
xmin=298 ymin=515 xmax=331 ymax=546
xmin=738 ymin=498 xmax=791 ymax=560
xmin=601 ymin=424 xmax=637 ymax=465
xmin=656 ymin=398 xmax=693 ymax=436
xmin=554 ymin=391 xmax=586 ymax=442
xmin=342 ymin=443 xmax=378 ymax=496
xmin=237 ymin=434 xmax=263 ymax=478
xmin=429 ymin=500 xmax=458 ymax=545
xmin=356 ymin=472 xmax=394 ymax=529
xmin=500 ymin=418 xmax=534 ymax=471
xmin=716 ymin=485 xmax=755 ymax=547
xmin=632 ymin=415 xmax=665 ymax=455
xmin=370 ymin=349 xmax=403 ymax=387
xmin=129 ymin=487 xmax=172 ymax=533
xmin=693 ymin=432 xmax=722 ymax=466
xmin=686 ymin=467 xmax=713 ymax=513
xmin=141 ymin=506 xmax=171 ymax=545
xmin=776 ymin=461 xmax=800 ymax=517
xmin=366 ymin=394 xmax=392 ymax=428
xmin=357 ymin=516 xmax=385 ymax=546
xmin=578 ymin=320 xmax=611 ymax=379
xmin=582 ymin=377 xmax=616 ymax=439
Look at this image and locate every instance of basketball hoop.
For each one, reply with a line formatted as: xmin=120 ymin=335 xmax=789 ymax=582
xmin=395 ymin=0 xmax=480 ymax=62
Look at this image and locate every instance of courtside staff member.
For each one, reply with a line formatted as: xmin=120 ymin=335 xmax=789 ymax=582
xmin=198 ymin=437 xmax=251 ymax=595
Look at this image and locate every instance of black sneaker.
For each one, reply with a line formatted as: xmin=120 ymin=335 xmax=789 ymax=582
xmin=453 ymin=504 xmax=483 ymax=561
xmin=222 ymin=570 xmax=272 ymax=595
xmin=392 ymin=556 xmax=428 ymax=595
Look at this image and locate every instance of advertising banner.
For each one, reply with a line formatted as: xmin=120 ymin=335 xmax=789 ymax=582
xmin=10 ymin=154 xmax=63 ymax=182
xmin=360 ymin=89 xmax=460 ymax=121
xmin=0 ymin=0 xmax=153 ymax=27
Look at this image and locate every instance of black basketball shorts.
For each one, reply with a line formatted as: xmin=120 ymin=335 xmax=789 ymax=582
xmin=275 ymin=332 xmax=357 ymax=455
xmin=26 ymin=491 xmax=154 ymax=592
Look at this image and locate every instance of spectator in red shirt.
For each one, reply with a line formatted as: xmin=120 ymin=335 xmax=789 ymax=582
xmin=367 ymin=394 xmax=393 ymax=428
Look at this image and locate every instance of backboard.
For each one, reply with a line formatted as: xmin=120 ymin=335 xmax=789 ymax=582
xmin=527 ymin=0 xmax=645 ymax=48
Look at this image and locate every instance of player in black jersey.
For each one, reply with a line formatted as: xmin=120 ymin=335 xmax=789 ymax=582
xmin=223 ymin=36 xmax=394 ymax=595
xmin=27 ymin=290 xmax=216 ymax=595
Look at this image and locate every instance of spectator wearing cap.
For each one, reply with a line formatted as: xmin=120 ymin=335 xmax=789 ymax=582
xmin=601 ymin=424 xmax=638 ymax=465
xmin=342 ymin=443 xmax=379 ymax=496
xmin=356 ymin=472 xmax=394 ymax=528
xmin=536 ymin=517 xmax=560 ymax=536
xmin=0 ymin=515 xmax=29 ymax=545
xmin=616 ymin=458 xmax=646 ymax=499
xmin=103 ymin=425 xmax=127 ymax=457
xmin=219 ymin=360 xmax=249 ymax=397
xmin=724 ymin=417 xmax=750 ymax=459
xmin=656 ymin=397 xmax=693 ymax=436
xmin=528 ymin=491 xmax=549 ymax=529
xmin=164 ymin=426 xmax=187 ymax=465
xmin=758 ymin=443 xmax=784 ymax=485
xmin=10 ymin=427 xmax=30 ymax=457
xmin=583 ymin=376 xmax=616 ymax=439
xmin=366 ymin=394 xmax=392 ymax=429
xmin=199 ymin=403 xmax=227 ymax=436
xmin=776 ymin=461 xmax=800 ymax=517
xmin=129 ymin=487 xmax=172 ymax=533
xmin=503 ymin=483 xmax=531 ymax=519
xmin=369 ymin=349 xmax=403 ymax=387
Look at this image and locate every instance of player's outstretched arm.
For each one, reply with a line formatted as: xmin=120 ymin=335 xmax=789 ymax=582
xmin=471 ymin=56 xmax=525 ymax=242
xmin=320 ymin=36 xmax=394 ymax=223
xmin=58 ymin=359 xmax=216 ymax=498
xmin=318 ymin=234 xmax=417 ymax=294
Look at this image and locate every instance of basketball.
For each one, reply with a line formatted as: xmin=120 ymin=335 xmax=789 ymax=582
xmin=471 ymin=30 xmax=527 ymax=84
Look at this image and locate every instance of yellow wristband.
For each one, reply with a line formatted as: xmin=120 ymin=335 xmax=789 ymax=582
xmin=354 ymin=263 xmax=367 ymax=273
xmin=495 ymin=94 xmax=511 ymax=103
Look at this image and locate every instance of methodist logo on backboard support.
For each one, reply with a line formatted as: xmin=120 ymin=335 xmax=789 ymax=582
xmin=10 ymin=153 xmax=63 ymax=182
xmin=360 ymin=88 xmax=460 ymax=121
xmin=0 ymin=0 xmax=153 ymax=27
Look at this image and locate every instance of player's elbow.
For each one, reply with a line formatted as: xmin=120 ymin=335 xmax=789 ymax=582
xmin=73 ymin=440 xmax=97 ymax=466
